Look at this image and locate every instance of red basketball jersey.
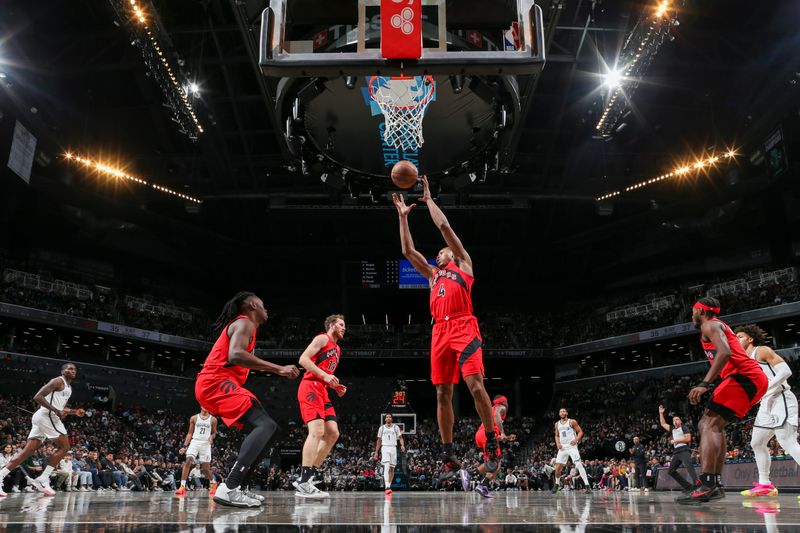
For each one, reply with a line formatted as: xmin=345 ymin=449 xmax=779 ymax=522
xmin=429 ymin=261 xmax=474 ymax=321
xmin=198 ymin=315 xmax=257 ymax=386
xmin=478 ymin=403 xmax=507 ymax=432
xmin=700 ymin=318 xmax=761 ymax=379
xmin=302 ymin=333 xmax=340 ymax=383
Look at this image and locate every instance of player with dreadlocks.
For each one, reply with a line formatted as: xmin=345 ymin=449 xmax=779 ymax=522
xmin=735 ymin=323 xmax=800 ymax=498
xmin=195 ymin=291 xmax=300 ymax=508
xmin=0 ymin=363 xmax=83 ymax=497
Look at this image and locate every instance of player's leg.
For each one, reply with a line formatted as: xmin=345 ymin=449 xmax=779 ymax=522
xmin=295 ymin=418 xmax=329 ymax=498
xmin=431 ymin=323 xmax=460 ymax=468
xmin=434 ymin=383 xmax=459 ymax=467
xmin=742 ymin=426 xmax=777 ymax=496
xmin=774 ymin=423 xmax=800 ymax=472
xmin=176 ymin=455 xmax=194 ymax=494
xmin=216 ymin=402 xmax=278 ymax=507
xmin=552 ymin=460 xmax=565 ymax=493
xmin=200 ymin=462 xmax=216 ymax=494
xmin=30 ymin=434 xmax=69 ymax=495
xmin=677 ymin=410 xmax=727 ymax=504
xmin=312 ymin=416 xmax=340 ymax=469
xmin=571 ymin=450 xmax=589 ymax=491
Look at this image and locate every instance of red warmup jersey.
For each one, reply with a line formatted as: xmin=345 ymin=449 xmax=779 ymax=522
xmin=701 ymin=318 xmax=761 ymax=379
xmin=429 ymin=261 xmax=474 ymax=321
xmin=302 ymin=333 xmax=340 ymax=383
xmin=198 ymin=315 xmax=257 ymax=386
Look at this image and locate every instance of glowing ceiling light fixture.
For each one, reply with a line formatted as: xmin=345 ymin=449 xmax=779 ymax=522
xmin=110 ymin=0 xmax=204 ymax=139
xmin=62 ymin=151 xmax=202 ymax=204
xmin=595 ymin=146 xmax=738 ymax=201
xmin=655 ymin=0 xmax=669 ymax=18
xmin=604 ymin=68 xmax=624 ymax=89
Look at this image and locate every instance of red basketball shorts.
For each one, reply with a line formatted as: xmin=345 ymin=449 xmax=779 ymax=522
xmin=430 ymin=315 xmax=484 ymax=385
xmin=708 ymin=371 xmax=768 ymax=421
xmin=475 ymin=425 xmax=502 ymax=461
xmin=195 ymin=375 xmax=257 ymax=429
xmin=298 ymin=379 xmax=337 ymax=424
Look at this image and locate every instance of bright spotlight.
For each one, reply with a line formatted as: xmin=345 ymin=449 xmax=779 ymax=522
xmin=189 ymin=82 xmax=200 ymax=96
xmin=604 ymin=68 xmax=623 ymax=89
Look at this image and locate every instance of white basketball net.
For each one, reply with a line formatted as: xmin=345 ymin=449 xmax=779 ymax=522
xmin=369 ymin=76 xmax=435 ymax=152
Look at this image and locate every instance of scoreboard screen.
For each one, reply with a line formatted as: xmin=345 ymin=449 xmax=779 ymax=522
xmin=399 ymin=259 xmax=435 ymax=289
xmin=345 ymin=259 xmax=433 ymax=289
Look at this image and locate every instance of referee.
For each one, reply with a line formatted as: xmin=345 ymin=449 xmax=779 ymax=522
xmin=659 ymin=405 xmax=698 ymax=494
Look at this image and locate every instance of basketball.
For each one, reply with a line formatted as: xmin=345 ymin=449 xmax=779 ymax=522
xmin=391 ymin=160 xmax=419 ymax=189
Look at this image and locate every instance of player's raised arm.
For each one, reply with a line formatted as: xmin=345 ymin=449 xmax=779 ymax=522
xmin=418 ymin=176 xmax=473 ymax=275
xmin=393 ymin=192 xmax=436 ymax=280
xmin=299 ymin=334 xmax=340 ymax=387
xmin=228 ymin=319 xmax=300 ymax=378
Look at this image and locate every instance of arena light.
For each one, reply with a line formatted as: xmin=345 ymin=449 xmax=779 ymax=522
xmin=595 ymin=146 xmax=738 ymax=201
xmin=594 ymin=0 xmax=681 ymax=135
xmin=109 ymin=0 xmax=204 ymax=138
xmin=63 ymin=152 xmax=202 ymax=204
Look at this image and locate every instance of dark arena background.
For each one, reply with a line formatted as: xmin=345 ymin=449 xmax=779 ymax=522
xmin=1 ymin=0 xmax=800 ymax=531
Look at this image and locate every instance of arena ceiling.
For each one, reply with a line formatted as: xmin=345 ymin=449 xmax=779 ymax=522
xmin=1 ymin=0 xmax=799 ymax=295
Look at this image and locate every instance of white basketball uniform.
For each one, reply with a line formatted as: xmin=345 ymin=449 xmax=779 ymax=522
xmin=556 ymin=418 xmax=582 ymax=465
xmin=752 ymin=347 xmax=798 ymax=429
xmin=377 ymin=423 xmax=402 ymax=466
xmin=28 ymin=376 xmax=71 ymax=441
xmin=186 ymin=413 xmax=212 ymax=463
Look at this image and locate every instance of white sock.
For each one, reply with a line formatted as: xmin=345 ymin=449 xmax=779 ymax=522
xmin=180 ymin=480 xmax=186 ymax=488
xmin=41 ymin=465 xmax=55 ymax=479
xmin=751 ymin=427 xmax=773 ymax=485
xmin=0 ymin=467 xmax=9 ymax=479
xmin=576 ymin=462 xmax=589 ymax=487
xmin=383 ymin=464 xmax=391 ymax=488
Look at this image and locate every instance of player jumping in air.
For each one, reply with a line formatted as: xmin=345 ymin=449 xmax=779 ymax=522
xmin=393 ymin=176 xmax=498 ymax=473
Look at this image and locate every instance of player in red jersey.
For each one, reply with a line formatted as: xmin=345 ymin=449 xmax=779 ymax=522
xmin=392 ymin=176 xmax=497 ymax=472
xmin=460 ymin=395 xmax=516 ymax=498
xmin=294 ymin=314 xmax=347 ymax=499
xmin=195 ymin=291 xmax=300 ymax=508
xmin=677 ymin=296 xmax=768 ymax=505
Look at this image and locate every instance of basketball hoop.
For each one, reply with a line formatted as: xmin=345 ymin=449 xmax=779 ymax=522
xmin=368 ymin=76 xmax=435 ymax=152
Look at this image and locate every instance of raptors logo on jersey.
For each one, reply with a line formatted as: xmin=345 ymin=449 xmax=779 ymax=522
xmin=429 ymin=261 xmax=474 ymax=321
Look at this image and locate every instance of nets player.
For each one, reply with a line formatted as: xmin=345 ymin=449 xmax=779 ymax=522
xmin=373 ymin=414 xmax=404 ymax=494
xmin=294 ymin=314 xmax=347 ymax=499
xmin=735 ymin=324 xmax=800 ymax=498
xmin=175 ymin=408 xmax=218 ymax=496
xmin=461 ymin=395 xmax=515 ymax=498
xmin=677 ymin=297 xmax=768 ymax=505
xmin=658 ymin=405 xmax=697 ymax=494
xmin=392 ymin=176 xmax=496 ymax=471
xmin=0 ymin=363 xmax=84 ymax=497
xmin=553 ymin=408 xmax=589 ymax=493
xmin=195 ymin=292 xmax=300 ymax=508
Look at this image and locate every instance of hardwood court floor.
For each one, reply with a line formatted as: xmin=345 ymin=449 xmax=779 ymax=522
xmin=1 ymin=488 xmax=798 ymax=532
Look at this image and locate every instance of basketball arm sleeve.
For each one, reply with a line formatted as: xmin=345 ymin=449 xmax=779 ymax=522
xmin=765 ymin=362 xmax=792 ymax=397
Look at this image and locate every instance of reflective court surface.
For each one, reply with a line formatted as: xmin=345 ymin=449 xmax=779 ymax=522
xmin=1 ymin=490 xmax=799 ymax=532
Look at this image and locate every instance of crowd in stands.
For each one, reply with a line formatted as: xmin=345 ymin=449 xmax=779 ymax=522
xmin=3 ymin=263 xmax=799 ymax=350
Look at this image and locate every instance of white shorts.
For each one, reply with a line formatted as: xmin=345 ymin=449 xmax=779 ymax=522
xmin=754 ymin=390 xmax=799 ymax=429
xmin=555 ymin=445 xmax=582 ymax=465
xmin=28 ymin=410 xmax=67 ymax=441
xmin=381 ymin=446 xmax=398 ymax=466
xmin=186 ymin=441 xmax=212 ymax=463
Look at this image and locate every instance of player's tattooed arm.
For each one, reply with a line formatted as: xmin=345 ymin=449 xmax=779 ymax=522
xmin=33 ymin=377 xmax=68 ymax=417
xmin=228 ymin=319 xmax=300 ymax=378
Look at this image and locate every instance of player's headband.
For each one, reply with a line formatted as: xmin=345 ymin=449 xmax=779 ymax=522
xmin=493 ymin=395 xmax=508 ymax=406
xmin=693 ymin=302 xmax=720 ymax=314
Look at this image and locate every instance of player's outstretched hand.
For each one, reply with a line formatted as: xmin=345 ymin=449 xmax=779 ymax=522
xmin=419 ymin=175 xmax=432 ymax=203
xmin=179 ymin=448 xmax=186 ymax=456
xmin=324 ymin=374 xmax=340 ymax=388
xmin=279 ymin=365 xmax=301 ymax=379
xmin=334 ymin=384 xmax=347 ymax=397
xmin=392 ymin=193 xmax=415 ymax=217
xmin=75 ymin=408 xmax=86 ymax=417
